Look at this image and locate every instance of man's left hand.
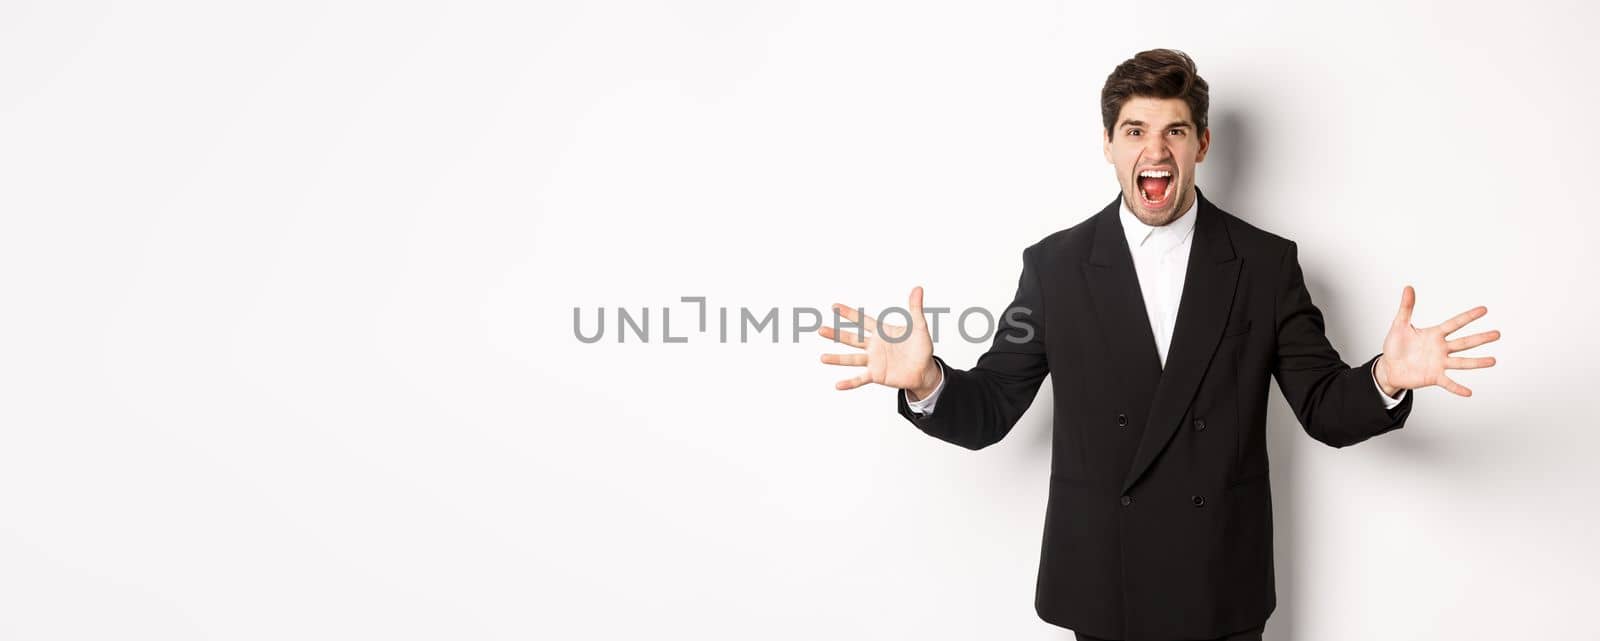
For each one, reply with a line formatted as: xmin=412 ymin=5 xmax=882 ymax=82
xmin=1375 ymin=285 xmax=1500 ymax=397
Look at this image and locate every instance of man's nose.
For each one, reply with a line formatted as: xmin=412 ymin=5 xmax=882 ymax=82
xmin=1144 ymin=136 xmax=1171 ymax=159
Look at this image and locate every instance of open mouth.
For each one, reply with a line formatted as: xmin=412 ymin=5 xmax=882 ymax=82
xmin=1136 ymin=169 xmax=1175 ymax=208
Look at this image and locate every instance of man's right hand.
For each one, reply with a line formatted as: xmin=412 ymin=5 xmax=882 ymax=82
xmin=818 ymin=286 xmax=942 ymax=398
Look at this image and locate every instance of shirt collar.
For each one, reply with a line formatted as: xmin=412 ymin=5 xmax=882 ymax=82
xmin=1119 ymin=193 xmax=1198 ymax=254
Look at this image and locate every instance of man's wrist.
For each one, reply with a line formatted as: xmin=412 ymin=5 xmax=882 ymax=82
xmin=906 ymin=358 xmax=943 ymax=401
xmin=1374 ymin=356 xmax=1403 ymax=399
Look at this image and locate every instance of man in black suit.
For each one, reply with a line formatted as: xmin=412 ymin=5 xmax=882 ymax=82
xmin=816 ymin=49 xmax=1499 ymax=641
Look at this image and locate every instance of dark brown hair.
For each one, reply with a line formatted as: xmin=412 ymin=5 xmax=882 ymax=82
xmin=1101 ymin=49 xmax=1209 ymax=138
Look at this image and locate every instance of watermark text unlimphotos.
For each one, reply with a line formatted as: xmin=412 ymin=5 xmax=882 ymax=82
xmin=572 ymin=297 xmax=1035 ymax=345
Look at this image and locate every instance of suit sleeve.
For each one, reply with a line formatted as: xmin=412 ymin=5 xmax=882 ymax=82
xmin=895 ymin=245 xmax=1050 ymax=450
xmin=1272 ymin=241 xmax=1414 ymax=448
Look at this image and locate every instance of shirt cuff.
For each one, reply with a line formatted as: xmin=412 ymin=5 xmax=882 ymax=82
xmin=1371 ymin=358 xmax=1407 ymax=410
xmin=904 ymin=360 xmax=947 ymax=416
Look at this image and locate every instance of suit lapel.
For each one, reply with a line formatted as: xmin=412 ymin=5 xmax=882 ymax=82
xmin=1083 ymin=197 xmax=1164 ymax=397
xmin=1120 ymin=189 xmax=1240 ymax=493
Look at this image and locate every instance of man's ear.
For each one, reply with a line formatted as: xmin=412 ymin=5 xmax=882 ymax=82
xmin=1195 ymin=127 xmax=1211 ymax=163
xmin=1102 ymin=129 xmax=1113 ymax=164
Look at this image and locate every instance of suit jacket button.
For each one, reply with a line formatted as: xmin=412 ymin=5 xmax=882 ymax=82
xmin=1193 ymin=418 xmax=1206 ymax=431
xmin=1117 ymin=413 xmax=1128 ymax=427
xmin=1120 ymin=495 xmax=1132 ymax=506
xmin=1192 ymin=495 xmax=1206 ymax=507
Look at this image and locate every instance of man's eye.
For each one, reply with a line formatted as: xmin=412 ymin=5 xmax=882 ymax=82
xmin=1169 ymin=129 xmax=1185 ymax=136
xmin=1127 ymin=129 xmax=1140 ymax=136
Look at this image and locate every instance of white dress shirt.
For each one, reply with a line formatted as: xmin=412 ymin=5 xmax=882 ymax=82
xmin=907 ymin=197 xmax=1406 ymax=415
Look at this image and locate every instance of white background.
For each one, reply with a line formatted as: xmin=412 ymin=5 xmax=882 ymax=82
xmin=2 ymin=1 xmax=1597 ymax=639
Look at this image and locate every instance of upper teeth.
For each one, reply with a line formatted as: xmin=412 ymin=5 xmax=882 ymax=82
xmin=1139 ymin=170 xmax=1171 ymax=178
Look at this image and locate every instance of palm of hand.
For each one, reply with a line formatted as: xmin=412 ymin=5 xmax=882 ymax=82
xmin=1381 ymin=322 xmax=1449 ymax=390
xmin=1377 ymin=286 xmax=1499 ymax=397
xmin=817 ymin=287 xmax=937 ymax=393
xmin=863 ymin=317 xmax=933 ymax=390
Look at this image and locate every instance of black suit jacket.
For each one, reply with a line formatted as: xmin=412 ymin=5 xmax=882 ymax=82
xmin=897 ymin=190 xmax=1413 ymax=641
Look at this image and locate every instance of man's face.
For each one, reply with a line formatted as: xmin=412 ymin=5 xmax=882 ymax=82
xmin=1103 ymin=96 xmax=1210 ymax=226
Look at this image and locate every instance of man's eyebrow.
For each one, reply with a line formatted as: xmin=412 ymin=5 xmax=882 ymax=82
xmin=1116 ymin=119 xmax=1194 ymax=131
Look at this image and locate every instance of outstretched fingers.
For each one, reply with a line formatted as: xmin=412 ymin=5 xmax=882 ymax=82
xmin=1447 ymin=329 xmax=1501 ymax=353
xmin=832 ymin=303 xmax=878 ymax=334
xmin=820 ymin=352 xmax=867 ymax=367
xmin=1393 ymin=285 xmax=1416 ymax=328
xmin=1446 ymin=356 xmax=1496 ymax=370
xmin=1436 ymin=373 xmax=1473 ymax=397
xmin=835 ymin=372 xmax=871 ymax=391
xmin=820 ymin=325 xmax=872 ymax=389
xmin=818 ymin=325 xmax=868 ymax=349
xmin=1438 ymin=305 xmax=1489 ymax=336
